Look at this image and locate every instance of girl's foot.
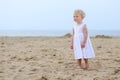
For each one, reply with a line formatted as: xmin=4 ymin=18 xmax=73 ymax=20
xmin=85 ymin=63 xmax=89 ymax=69
xmin=77 ymin=59 xmax=82 ymax=69
xmin=77 ymin=65 xmax=82 ymax=69
xmin=84 ymin=59 xmax=89 ymax=70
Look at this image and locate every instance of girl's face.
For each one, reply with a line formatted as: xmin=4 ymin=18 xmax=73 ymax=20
xmin=73 ymin=13 xmax=83 ymax=23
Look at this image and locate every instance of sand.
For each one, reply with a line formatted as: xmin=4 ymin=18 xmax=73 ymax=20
xmin=0 ymin=36 xmax=120 ymax=80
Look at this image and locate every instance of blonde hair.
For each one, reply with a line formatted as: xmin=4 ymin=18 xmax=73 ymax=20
xmin=74 ymin=9 xmax=86 ymax=19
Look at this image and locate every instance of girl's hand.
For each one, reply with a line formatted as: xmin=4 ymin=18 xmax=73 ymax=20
xmin=70 ymin=44 xmax=73 ymax=49
xmin=81 ymin=42 xmax=85 ymax=48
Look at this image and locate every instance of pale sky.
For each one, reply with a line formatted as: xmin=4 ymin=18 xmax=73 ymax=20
xmin=0 ymin=0 xmax=120 ymax=30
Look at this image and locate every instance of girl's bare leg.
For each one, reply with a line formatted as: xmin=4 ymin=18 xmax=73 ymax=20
xmin=84 ymin=59 xmax=89 ymax=69
xmin=77 ymin=59 xmax=82 ymax=68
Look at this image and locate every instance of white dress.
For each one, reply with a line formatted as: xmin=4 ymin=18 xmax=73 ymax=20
xmin=73 ymin=23 xmax=95 ymax=59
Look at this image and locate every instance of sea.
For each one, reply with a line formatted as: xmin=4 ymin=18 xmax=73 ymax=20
xmin=0 ymin=30 xmax=120 ymax=37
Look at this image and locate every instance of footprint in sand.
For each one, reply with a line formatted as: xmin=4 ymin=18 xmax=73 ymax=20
xmin=1 ymin=42 xmax=5 ymax=45
xmin=93 ymin=77 xmax=101 ymax=80
xmin=24 ymin=56 xmax=37 ymax=61
xmin=114 ymin=59 xmax=120 ymax=63
xmin=36 ymin=76 xmax=48 ymax=80
xmin=97 ymin=46 xmax=102 ymax=49
xmin=9 ymin=65 xmax=18 ymax=70
xmin=0 ymin=45 xmax=5 ymax=48
xmin=115 ymin=46 xmax=120 ymax=49
xmin=18 ymin=67 xmax=25 ymax=72
xmin=106 ymin=51 xmax=112 ymax=53
xmin=112 ymin=68 xmax=120 ymax=75
xmin=41 ymin=49 xmax=48 ymax=52
xmin=0 ymin=71 xmax=4 ymax=73
xmin=10 ymin=56 xmax=17 ymax=60
xmin=30 ymin=68 xmax=38 ymax=72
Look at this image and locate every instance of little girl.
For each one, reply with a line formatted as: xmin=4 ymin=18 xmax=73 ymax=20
xmin=70 ymin=9 xmax=95 ymax=69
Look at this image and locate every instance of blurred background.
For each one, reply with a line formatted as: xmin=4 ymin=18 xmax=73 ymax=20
xmin=0 ymin=0 xmax=120 ymax=36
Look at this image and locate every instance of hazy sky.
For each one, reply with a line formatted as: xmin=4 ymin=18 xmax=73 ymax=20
xmin=0 ymin=0 xmax=120 ymax=30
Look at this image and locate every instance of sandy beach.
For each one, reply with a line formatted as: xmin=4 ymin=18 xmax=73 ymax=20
xmin=0 ymin=36 xmax=120 ymax=80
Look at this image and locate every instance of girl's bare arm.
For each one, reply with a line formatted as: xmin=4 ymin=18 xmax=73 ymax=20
xmin=82 ymin=24 xmax=88 ymax=46
xmin=70 ymin=28 xmax=74 ymax=49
